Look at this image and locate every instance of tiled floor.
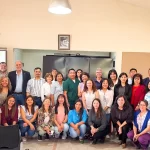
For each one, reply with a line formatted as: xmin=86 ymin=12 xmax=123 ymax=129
xmin=21 ymin=137 xmax=141 ymax=150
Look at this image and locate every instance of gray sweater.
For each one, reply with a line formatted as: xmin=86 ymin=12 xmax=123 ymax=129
xmin=88 ymin=110 xmax=107 ymax=131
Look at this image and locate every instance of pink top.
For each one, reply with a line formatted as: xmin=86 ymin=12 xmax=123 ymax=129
xmin=56 ymin=106 xmax=65 ymax=125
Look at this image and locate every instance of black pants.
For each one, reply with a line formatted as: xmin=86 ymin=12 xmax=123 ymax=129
xmin=116 ymin=124 xmax=129 ymax=144
xmin=86 ymin=124 xmax=108 ymax=140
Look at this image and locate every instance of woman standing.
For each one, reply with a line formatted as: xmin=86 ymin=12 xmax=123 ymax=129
xmin=37 ymin=98 xmax=54 ymax=141
xmin=127 ymin=100 xmax=150 ymax=150
xmin=114 ymin=72 xmax=132 ymax=103
xmin=144 ymin=81 xmax=150 ymax=110
xmin=131 ymin=73 xmax=146 ymax=110
xmin=82 ymin=79 xmax=99 ymax=112
xmin=19 ymin=95 xmax=38 ymax=142
xmin=78 ymin=72 xmax=90 ymax=99
xmin=76 ymin=69 xmax=83 ymax=82
xmin=54 ymin=94 xmax=69 ymax=139
xmin=68 ymin=100 xmax=87 ymax=142
xmin=1 ymin=95 xmax=18 ymax=126
xmin=87 ymin=98 xmax=108 ymax=144
xmin=98 ymin=79 xmax=113 ymax=123
xmin=41 ymin=73 xmax=53 ymax=104
xmin=111 ymin=95 xmax=133 ymax=148
xmin=0 ymin=77 xmax=12 ymax=106
xmin=51 ymin=72 xmax=64 ymax=105
xmin=108 ymin=69 xmax=118 ymax=90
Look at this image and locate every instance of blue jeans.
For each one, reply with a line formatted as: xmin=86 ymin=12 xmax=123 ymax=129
xmin=106 ymin=114 xmax=110 ymax=124
xmin=69 ymin=124 xmax=86 ymax=139
xmin=19 ymin=120 xmax=36 ymax=137
xmin=34 ymin=97 xmax=42 ymax=108
xmin=54 ymin=123 xmax=69 ymax=137
xmin=13 ymin=94 xmax=25 ymax=105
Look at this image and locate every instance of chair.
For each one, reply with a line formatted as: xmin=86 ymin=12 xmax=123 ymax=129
xmin=0 ymin=125 xmax=20 ymax=150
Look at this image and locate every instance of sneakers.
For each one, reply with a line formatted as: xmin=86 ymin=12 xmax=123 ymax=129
xmin=38 ymin=135 xmax=42 ymax=141
xmin=106 ymin=135 xmax=110 ymax=139
xmin=62 ymin=135 xmax=67 ymax=140
xmin=21 ymin=137 xmax=27 ymax=142
xmin=92 ymin=139 xmax=97 ymax=144
xmin=55 ymin=134 xmax=60 ymax=139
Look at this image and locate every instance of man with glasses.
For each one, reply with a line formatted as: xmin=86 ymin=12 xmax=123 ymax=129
xmin=0 ymin=62 xmax=8 ymax=77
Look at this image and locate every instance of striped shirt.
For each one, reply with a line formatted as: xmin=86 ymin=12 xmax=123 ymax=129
xmin=26 ymin=78 xmax=45 ymax=97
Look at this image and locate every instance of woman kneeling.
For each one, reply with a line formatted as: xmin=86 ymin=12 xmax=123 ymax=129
xmin=68 ymin=100 xmax=87 ymax=142
xmin=37 ymin=98 xmax=54 ymax=141
xmin=127 ymin=100 xmax=150 ymax=150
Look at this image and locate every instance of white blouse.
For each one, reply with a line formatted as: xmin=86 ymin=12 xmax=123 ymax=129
xmin=137 ymin=112 xmax=150 ymax=134
xmin=98 ymin=89 xmax=114 ymax=114
xmin=41 ymin=82 xmax=52 ymax=101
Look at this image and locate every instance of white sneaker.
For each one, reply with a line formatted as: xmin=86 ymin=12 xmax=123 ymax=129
xmin=22 ymin=137 xmax=27 ymax=142
xmin=62 ymin=135 xmax=67 ymax=140
xmin=106 ymin=135 xmax=110 ymax=139
xmin=55 ymin=134 xmax=59 ymax=139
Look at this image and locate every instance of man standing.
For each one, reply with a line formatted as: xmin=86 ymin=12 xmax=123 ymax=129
xmin=26 ymin=67 xmax=45 ymax=108
xmin=143 ymin=68 xmax=150 ymax=86
xmin=128 ymin=68 xmax=137 ymax=85
xmin=0 ymin=62 xmax=8 ymax=77
xmin=94 ymin=68 xmax=103 ymax=89
xmin=8 ymin=61 xmax=31 ymax=105
xmin=63 ymin=68 xmax=80 ymax=109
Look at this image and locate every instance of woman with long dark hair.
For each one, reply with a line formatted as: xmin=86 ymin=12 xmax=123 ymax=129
xmin=76 ymin=69 xmax=83 ymax=82
xmin=19 ymin=95 xmax=38 ymax=142
xmin=68 ymin=100 xmax=87 ymax=142
xmin=131 ymin=73 xmax=146 ymax=110
xmin=128 ymin=100 xmax=150 ymax=150
xmin=37 ymin=98 xmax=54 ymax=141
xmin=54 ymin=94 xmax=69 ymax=139
xmin=111 ymin=95 xmax=133 ymax=148
xmin=87 ymin=98 xmax=108 ymax=144
xmin=114 ymin=72 xmax=132 ymax=103
xmin=108 ymin=69 xmax=118 ymax=90
xmin=1 ymin=95 xmax=18 ymax=126
xmin=144 ymin=81 xmax=150 ymax=110
xmin=78 ymin=72 xmax=90 ymax=99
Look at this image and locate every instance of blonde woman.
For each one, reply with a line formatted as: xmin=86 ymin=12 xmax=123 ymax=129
xmin=37 ymin=98 xmax=54 ymax=141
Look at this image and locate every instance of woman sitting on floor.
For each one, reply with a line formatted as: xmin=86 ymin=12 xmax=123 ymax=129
xmin=87 ymin=98 xmax=108 ymax=144
xmin=1 ymin=95 xmax=18 ymax=126
xmin=68 ymin=100 xmax=87 ymax=143
xmin=111 ymin=95 xmax=133 ymax=149
xmin=54 ymin=94 xmax=69 ymax=139
xmin=19 ymin=95 xmax=38 ymax=142
xmin=127 ymin=100 xmax=150 ymax=150
xmin=37 ymin=97 xmax=54 ymax=141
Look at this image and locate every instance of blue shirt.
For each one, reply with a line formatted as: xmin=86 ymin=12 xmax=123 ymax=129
xmin=15 ymin=71 xmax=23 ymax=92
xmin=68 ymin=109 xmax=87 ymax=125
xmin=94 ymin=78 xmax=102 ymax=89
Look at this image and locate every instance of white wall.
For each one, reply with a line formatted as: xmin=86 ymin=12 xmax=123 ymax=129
xmin=0 ymin=0 xmax=150 ymax=73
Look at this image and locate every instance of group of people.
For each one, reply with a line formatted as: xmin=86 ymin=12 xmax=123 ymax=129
xmin=0 ymin=61 xmax=150 ymax=150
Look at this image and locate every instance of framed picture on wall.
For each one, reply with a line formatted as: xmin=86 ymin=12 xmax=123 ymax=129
xmin=58 ymin=34 xmax=70 ymax=50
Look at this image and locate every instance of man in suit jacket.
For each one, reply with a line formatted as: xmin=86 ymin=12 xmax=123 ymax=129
xmin=8 ymin=61 xmax=31 ymax=105
xmin=143 ymin=68 xmax=150 ymax=86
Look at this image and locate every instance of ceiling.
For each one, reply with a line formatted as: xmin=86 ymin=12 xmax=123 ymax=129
xmin=121 ymin=0 xmax=150 ymax=9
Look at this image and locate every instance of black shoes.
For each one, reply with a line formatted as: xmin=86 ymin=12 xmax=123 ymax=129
xmin=92 ymin=139 xmax=98 ymax=144
xmin=45 ymin=133 xmax=50 ymax=140
xmin=38 ymin=135 xmax=42 ymax=141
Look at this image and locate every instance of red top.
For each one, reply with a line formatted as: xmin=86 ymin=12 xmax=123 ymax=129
xmin=131 ymin=85 xmax=145 ymax=109
xmin=1 ymin=106 xmax=18 ymax=125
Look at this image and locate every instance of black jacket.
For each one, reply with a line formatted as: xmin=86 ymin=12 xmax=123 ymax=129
xmin=111 ymin=104 xmax=133 ymax=124
xmin=8 ymin=70 xmax=31 ymax=96
xmin=114 ymin=84 xmax=132 ymax=103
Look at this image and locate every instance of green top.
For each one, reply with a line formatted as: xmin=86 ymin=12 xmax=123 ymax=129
xmin=63 ymin=78 xmax=80 ymax=107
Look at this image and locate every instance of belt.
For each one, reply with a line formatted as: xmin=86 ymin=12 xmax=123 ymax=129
xmin=14 ymin=92 xmax=23 ymax=94
xmin=33 ymin=96 xmax=41 ymax=98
